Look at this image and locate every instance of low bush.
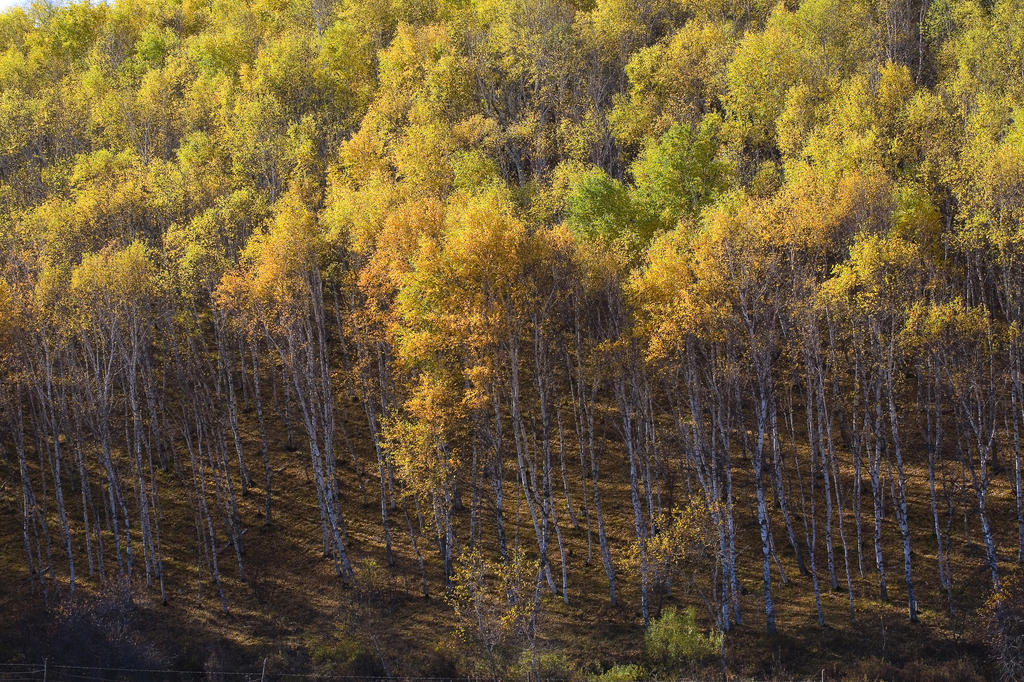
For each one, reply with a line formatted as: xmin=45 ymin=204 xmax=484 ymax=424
xmin=645 ymin=606 xmax=722 ymax=673
xmin=589 ymin=663 xmax=646 ymax=682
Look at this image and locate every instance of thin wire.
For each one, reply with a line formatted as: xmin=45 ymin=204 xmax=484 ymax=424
xmin=47 ymin=669 xmax=500 ymax=681
xmin=33 ymin=664 xmax=594 ymax=682
xmin=56 ymin=676 xmax=489 ymax=682
xmin=48 ymin=668 xmax=250 ymax=677
xmin=44 ymin=672 xmax=500 ymax=682
xmin=0 ymin=672 xmax=43 ymax=676
xmin=0 ymin=667 xmax=42 ymax=675
xmin=54 ymin=673 xmax=146 ymax=682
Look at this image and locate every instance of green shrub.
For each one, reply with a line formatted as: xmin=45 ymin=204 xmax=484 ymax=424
xmin=645 ymin=606 xmax=722 ymax=672
xmin=590 ymin=663 xmax=646 ymax=682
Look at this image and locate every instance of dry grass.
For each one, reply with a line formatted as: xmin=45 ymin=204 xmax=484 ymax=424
xmin=0 ymin=390 xmax=1019 ymax=680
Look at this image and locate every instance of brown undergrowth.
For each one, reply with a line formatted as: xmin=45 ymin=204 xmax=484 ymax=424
xmin=0 ymin=398 xmax=1019 ymax=681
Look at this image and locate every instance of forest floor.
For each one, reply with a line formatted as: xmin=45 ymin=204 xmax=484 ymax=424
xmin=0 ymin=397 xmax=1020 ymax=681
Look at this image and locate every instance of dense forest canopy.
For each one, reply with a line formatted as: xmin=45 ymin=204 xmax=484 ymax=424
xmin=1 ymin=0 xmax=1024 ymax=676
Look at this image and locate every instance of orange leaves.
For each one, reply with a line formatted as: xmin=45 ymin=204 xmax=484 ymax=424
xmin=214 ymin=185 xmax=325 ymax=334
xmin=381 ymin=192 xmax=536 ymax=493
xmin=629 ymin=227 xmax=698 ymax=356
xmin=631 ymin=194 xmax=785 ymax=360
xmin=212 ymin=265 xmax=256 ymax=329
xmin=395 ymin=191 xmax=529 ymax=360
xmin=774 ymin=163 xmax=895 ymax=256
xmin=366 ymin=196 xmax=446 ymax=299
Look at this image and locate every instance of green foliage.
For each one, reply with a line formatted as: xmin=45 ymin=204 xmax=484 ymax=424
xmin=645 ymin=606 xmax=722 ymax=672
xmin=589 ymin=663 xmax=646 ymax=682
xmin=561 ymin=164 xmax=641 ymax=242
xmin=631 ymin=115 xmax=731 ymax=224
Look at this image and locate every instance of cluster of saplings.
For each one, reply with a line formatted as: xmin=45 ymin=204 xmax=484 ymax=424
xmin=1 ymin=0 xmax=1023 ymax=675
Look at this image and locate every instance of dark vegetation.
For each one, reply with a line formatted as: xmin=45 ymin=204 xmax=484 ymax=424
xmin=1 ymin=0 xmax=1023 ymax=678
